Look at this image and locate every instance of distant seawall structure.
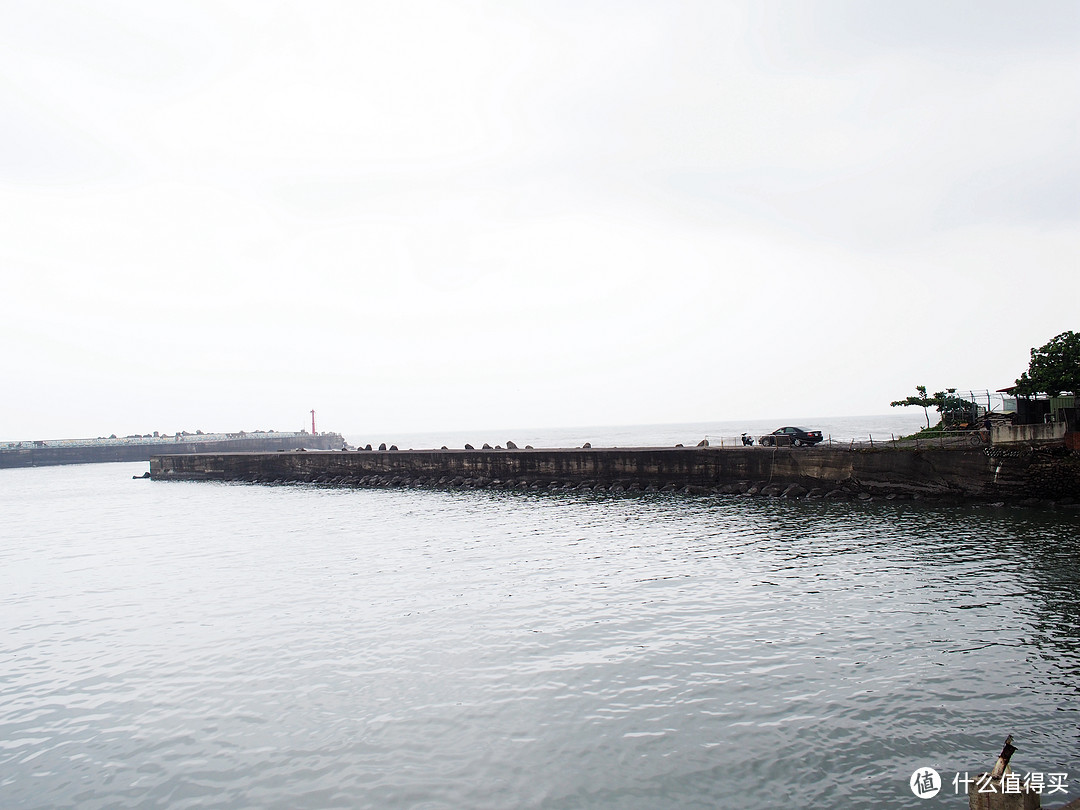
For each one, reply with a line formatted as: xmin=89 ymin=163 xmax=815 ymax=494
xmin=1 ymin=432 xmax=344 ymax=468
xmin=149 ymin=444 xmax=1079 ymax=504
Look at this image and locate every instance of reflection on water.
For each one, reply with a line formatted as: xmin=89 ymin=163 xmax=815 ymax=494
xmin=0 ymin=463 xmax=1077 ymax=810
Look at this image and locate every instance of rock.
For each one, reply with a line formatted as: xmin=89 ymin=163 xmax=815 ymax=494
xmin=760 ymin=484 xmax=784 ymax=497
xmin=582 ymin=442 xmax=592 ymax=449
xmin=464 ymin=443 xmax=474 ymax=450
xmin=506 ymin=440 xmax=518 ymax=449
xmin=389 ymin=445 xmax=398 ymax=451
xmin=781 ymin=484 xmax=807 ymax=499
xmin=482 ymin=443 xmax=492 ymax=450
xmin=378 ymin=443 xmax=387 ymax=451
xmin=675 ymin=443 xmax=684 ymax=448
xmin=525 ymin=445 xmax=534 ymax=450
xmin=364 ymin=444 xmax=373 ymax=451
xmin=440 ymin=446 xmax=448 ymax=450
xmin=697 ymin=439 xmax=709 ymax=447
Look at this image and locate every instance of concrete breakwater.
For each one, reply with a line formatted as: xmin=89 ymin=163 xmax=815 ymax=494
xmin=150 ymin=444 xmax=1079 ymax=504
xmin=2 ymin=433 xmax=345 ymax=468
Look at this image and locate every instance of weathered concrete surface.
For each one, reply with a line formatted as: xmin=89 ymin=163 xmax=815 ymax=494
xmin=993 ymin=422 xmax=1067 ymax=445
xmin=1 ymin=433 xmax=344 ymax=468
xmin=149 ymin=445 xmax=1079 ymax=502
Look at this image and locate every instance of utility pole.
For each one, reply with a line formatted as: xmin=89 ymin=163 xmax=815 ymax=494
xmin=310 ymin=410 xmax=316 ymax=435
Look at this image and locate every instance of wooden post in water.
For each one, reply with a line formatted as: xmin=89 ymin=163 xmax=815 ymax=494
xmin=967 ymin=735 xmax=1040 ymax=810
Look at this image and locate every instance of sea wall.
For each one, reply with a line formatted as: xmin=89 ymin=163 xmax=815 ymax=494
xmin=1 ymin=433 xmax=344 ymax=468
xmin=992 ymin=422 xmax=1067 ymax=445
xmin=149 ymin=445 xmax=1079 ymax=503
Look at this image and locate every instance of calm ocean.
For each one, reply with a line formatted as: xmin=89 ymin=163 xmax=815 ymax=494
xmin=2 ymin=417 xmax=1077 ymax=809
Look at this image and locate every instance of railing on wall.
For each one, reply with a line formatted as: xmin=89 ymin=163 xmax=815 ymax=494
xmin=704 ymin=431 xmax=991 ymax=450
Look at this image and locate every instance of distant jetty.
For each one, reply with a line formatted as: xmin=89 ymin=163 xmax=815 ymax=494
xmin=1 ymin=431 xmax=344 ymax=469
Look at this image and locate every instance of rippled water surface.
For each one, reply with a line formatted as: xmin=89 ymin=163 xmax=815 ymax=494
xmin=2 ymin=462 xmax=1078 ymax=809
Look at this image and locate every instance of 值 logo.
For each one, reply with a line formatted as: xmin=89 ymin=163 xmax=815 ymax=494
xmin=910 ymin=767 xmax=942 ymax=798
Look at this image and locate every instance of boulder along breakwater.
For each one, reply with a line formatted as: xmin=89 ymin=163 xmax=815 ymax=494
xmin=149 ymin=444 xmax=1080 ymax=505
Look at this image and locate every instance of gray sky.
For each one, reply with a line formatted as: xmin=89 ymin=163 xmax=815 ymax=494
xmin=2 ymin=0 xmax=1077 ymax=439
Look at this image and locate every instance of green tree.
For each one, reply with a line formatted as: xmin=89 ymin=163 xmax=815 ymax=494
xmin=891 ymin=386 xmax=976 ymax=429
xmin=1015 ymin=331 xmax=1080 ymax=397
xmin=934 ymin=389 xmax=977 ymax=426
xmin=891 ymin=385 xmax=935 ymax=429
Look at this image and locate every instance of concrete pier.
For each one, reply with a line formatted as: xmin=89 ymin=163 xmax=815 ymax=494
xmin=149 ymin=444 xmax=1079 ymax=503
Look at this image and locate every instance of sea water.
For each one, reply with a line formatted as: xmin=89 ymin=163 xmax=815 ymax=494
xmin=1 ymin=417 xmax=1077 ymax=809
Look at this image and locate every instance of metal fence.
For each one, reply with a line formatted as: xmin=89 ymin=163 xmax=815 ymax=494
xmin=704 ymin=431 xmax=990 ymax=451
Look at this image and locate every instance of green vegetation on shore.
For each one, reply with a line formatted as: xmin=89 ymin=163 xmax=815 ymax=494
xmin=890 ymin=385 xmax=975 ymax=431
xmin=890 ymin=330 xmax=1078 ymax=440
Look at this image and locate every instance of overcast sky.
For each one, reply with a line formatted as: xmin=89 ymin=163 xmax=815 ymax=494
xmin=2 ymin=0 xmax=1077 ymax=439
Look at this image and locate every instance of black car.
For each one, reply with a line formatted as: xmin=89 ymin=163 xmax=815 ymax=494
xmin=758 ymin=426 xmax=823 ymax=447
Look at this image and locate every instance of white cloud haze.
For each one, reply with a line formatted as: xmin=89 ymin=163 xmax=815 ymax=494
xmin=1 ymin=0 xmax=1077 ymax=438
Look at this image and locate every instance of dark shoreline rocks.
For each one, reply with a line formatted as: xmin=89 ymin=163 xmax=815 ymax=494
xmin=225 ymin=469 xmax=1070 ymax=509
